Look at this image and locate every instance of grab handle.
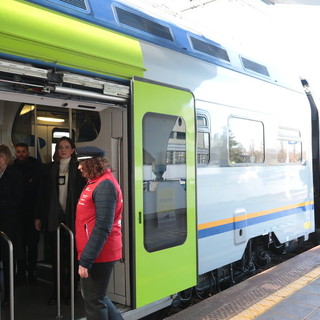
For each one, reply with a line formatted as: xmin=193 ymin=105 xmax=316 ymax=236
xmin=57 ymin=223 xmax=75 ymax=320
xmin=0 ymin=231 xmax=14 ymax=320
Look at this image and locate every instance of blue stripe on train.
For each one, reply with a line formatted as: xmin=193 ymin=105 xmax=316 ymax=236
xmin=198 ymin=204 xmax=314 ymax=239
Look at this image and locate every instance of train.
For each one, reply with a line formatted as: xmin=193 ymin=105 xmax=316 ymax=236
xmin=0 ymin=0 xmax=319 ymax=319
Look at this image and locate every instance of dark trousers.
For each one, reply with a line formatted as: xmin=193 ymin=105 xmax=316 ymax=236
xmin=16 ymin=217 xmax=40 ymax=279
xmin=80 ymin=262 xmax=123 ymax=320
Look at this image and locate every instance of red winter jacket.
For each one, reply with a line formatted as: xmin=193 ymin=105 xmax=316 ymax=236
xmin=75 ymin=169 xmax=123 ymax=268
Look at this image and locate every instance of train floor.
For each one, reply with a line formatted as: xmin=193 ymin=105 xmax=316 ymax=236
xmin=165 ymin=245 xmax=320 ymax=320
xmin=0 ymin=279 xmax=86 ymax=320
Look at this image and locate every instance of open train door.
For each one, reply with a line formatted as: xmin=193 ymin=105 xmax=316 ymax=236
xmin=130 ymin=77 xmax=197 ymax=309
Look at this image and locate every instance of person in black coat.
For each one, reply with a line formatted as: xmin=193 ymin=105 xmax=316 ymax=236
xmin=35 ymin=137 xmax=86 ymax=305
xmin=0 ymin=144 xmax=24 ymax=306
xmin=13 ymin=143 xmax=41 ymax=283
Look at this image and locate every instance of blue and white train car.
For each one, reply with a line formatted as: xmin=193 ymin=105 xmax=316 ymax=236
xmin=0 ymin=0 xmax=317 ymax=318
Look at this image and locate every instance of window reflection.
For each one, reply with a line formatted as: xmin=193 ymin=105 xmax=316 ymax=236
xmin=228 ymin=117 xmax=264 ymax=164
xmin=143 ymin=113 xmax=187 ymax=252
xmin=277 ymin=128 xmax=302 ymax=163
xmin=197 ymin=115 xmax=210 ymax=165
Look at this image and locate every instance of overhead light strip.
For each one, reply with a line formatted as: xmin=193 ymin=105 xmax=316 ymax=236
xmin=37 ymin=116 xmax=65 ymax=123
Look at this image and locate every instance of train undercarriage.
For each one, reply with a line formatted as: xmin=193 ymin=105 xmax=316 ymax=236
xmin=172 ymin=233 xmax=311 ymax=310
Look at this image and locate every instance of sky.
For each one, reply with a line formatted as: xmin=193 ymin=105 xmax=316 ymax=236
xmin=121 ymin=0 xmax=320 ymax=99
xmin=268 ymin=4 xmax=320 ymax=89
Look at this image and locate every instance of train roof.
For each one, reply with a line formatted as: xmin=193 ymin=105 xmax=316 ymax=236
xmin=26 ymin=0 xmax=271 ymax=74
xmin=1 ymin=0 xmax=304 ymax=92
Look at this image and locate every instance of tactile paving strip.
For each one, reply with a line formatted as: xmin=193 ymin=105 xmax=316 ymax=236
xmin=198 ymin=247 xmax=320 ymax=320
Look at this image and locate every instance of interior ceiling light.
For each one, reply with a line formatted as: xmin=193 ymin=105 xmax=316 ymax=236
xmin=37 ymin=116 xmax=65 ymax=123
xmin=20 ymin=104 xmax=35 ymax=115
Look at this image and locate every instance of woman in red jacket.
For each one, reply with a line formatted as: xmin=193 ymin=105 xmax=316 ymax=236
xmin=76 ymin=158 xmax=123 ymax=320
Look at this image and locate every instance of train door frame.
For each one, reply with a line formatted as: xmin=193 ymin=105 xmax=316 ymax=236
xmin=302 ymin=79 xmax=320 ymax=238
xmin=129 ymin=77 xmax=198 ymax=309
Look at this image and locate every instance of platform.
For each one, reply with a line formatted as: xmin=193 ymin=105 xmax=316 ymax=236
xmin=165 ymin=245 xmax=320 ymax=320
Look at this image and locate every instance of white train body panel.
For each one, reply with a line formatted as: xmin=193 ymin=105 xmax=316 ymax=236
xmin=141 ymin=41 xmax=314 ymax=275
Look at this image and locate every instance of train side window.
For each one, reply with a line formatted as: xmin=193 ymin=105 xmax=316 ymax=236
xmin=51 ymin=128 xmax=75 ymax=160
xmin=143 ymin=113 xmax=187 ymax=252
xmin=228 ymin=117 xmax=265 ymax=164
xmin=197 ymin=114 xmax=210 ymax=165
xmin=277 ymin=128 xmax=302 ymax=164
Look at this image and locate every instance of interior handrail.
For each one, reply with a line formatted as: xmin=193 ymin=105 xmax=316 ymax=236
xmin=57 ymin=223 xmax=75 ymax=320
xmin=0 ymin=231 xmax=14 ymax=320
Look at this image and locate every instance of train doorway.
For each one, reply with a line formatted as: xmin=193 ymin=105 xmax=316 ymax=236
xmin=0 ymin=73 xmax=131 ymax=318
xmin=0 ymin=61 xmax=198 ymax=318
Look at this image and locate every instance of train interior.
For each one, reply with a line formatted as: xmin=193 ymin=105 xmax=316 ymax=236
xmin=0 ymin=89 xmax=131 ymax=319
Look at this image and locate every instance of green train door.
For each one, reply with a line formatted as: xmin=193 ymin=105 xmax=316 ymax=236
xmin=131 ymin=78 xmax=197 ymax=308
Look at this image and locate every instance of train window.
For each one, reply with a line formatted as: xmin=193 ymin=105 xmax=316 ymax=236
xmin=278 ymin=127 xmax=301 ymax=139
xmin=197 ymin=115 xmax=210 ymax=165
xmin=143 ymin=113 xmax=187 ymax=252
xmin=51 ymin=129 xmax=74 ymax=160
xmin=166 ymin=118 xmax=186 ymax=164
xmin=277 ymin=141 xmax=302 ymax=163
xmin=277 ymin=128 xmax=302 ymax=164
xmin=197 ymin=115 xmax=207 ymax=127
xmin=53 ymin=130 xmax=71 ymax=139
xmin=228 ymin=117 xmax=264 ymax=164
